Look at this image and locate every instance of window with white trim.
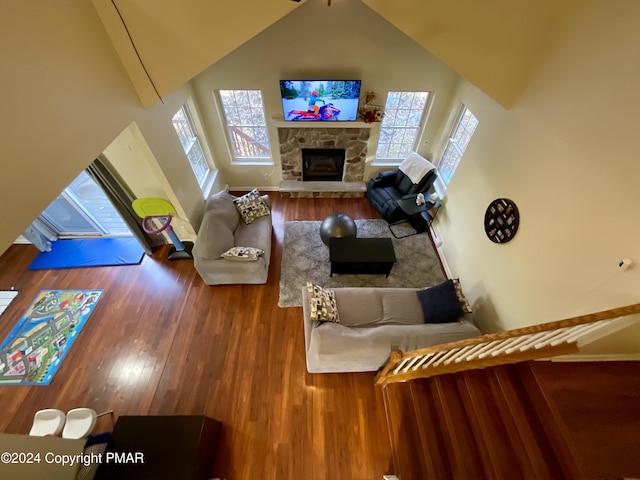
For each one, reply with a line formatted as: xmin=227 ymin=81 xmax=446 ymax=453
xmin=375 ymin=91 xmax=430 ymax=162
xmin=218 ymin=90 xmax=271 ymax=162
xmin=172 ymin=104 xmax=212 ymax=188
xmin=438 ymin=105 xmax=478 ymax=187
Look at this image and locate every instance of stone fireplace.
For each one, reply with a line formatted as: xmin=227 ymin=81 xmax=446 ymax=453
xmin=278 ymin=127 xmax=370 ymax=197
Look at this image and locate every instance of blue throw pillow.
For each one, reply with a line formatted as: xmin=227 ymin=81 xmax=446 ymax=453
xmin=417 ymin=280 xmax=464 ymax=324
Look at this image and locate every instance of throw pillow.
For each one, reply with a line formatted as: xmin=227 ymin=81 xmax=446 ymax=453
xmin=416 ymin=280 xmax=464 ymax=324
xmin=452 ymin=278 xmax=473 ymax=313
xmin=306 ymin=282 xmax=340 ymax=323
xmin=221 ymin=246 xmax=264 ymax=262
xmin=233 ymin=189 xmax=270 ymax=225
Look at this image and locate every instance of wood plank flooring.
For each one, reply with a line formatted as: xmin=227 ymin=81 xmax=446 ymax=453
xmin=0 ymin=195 xmax=395 ymax=480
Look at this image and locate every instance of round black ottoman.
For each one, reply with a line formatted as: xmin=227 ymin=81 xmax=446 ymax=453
xmin=320 ymin=213 xmax=357 ymax=246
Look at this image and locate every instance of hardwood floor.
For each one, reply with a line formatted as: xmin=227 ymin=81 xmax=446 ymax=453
xmin=0 ymin=195 xmax=394 ymax=479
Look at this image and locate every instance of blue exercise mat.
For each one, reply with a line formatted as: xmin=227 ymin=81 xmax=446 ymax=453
xmin=29 ymin=237 xmax=145 ymax=270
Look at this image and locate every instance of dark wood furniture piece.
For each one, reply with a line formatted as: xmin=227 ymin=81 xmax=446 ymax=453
xmin=329 ymin=237 xmax=396 ymax=277
xmin=94 ymin=415 xmax=221 ymax=480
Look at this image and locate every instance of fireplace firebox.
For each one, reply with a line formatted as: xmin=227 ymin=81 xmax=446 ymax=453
xmin=301 ymin=148 xmax=346 ymax=181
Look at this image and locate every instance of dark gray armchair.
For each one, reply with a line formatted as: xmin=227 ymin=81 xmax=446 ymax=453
xmin=366 ymin=168 xmax=438 ymax=224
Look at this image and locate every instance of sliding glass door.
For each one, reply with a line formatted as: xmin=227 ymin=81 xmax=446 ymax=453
xmin=40 ymin=193 xmax=104 ymax=236
xmin=40 ymin=171 xmax=131 ymax=237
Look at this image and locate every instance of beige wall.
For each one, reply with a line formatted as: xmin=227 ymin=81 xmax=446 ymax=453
xmin=92 ymin=0 xmax=303 ymax=106
xmin=103 ymin=122 xmax=199 ymax=241
xmin=103 ymin=123 xmax=172 ymax=200
xmin=0 ymin=0 xmax=141 ymax=254
xmin=191 ymin=0 xmax=461 ymax=188
xmin=101 ymin=82 xmax=225 ymax=238
xmin=0 ymin=1 xmax=223 ymax=254
xmin=132 ymin=82 xmax=224 ymax=232
xmin=576 ymin=316 xmax=640 ymax=355
xmin=361 ymin=0 xmax=572 ymax=108
xmin=433 ymin=0 xmax=640 ymax=333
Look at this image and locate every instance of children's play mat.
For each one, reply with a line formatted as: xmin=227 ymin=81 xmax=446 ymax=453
xmin=0 ymin=290 xmax=103 ymax=386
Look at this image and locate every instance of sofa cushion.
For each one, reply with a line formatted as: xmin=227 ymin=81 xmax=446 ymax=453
xmin=417 ymin=280 xmax=464 ymax=324
xmin=195 ymin=215 xmax=234 ymax=260
xmin=234 ymin=212 xmax=272 ymax=251
xmin=221 ymin=246 xmax=264 ymax=261
xmin=381 ymin=290 xmax=424 ymax=325
xmin=307 ymin=282 xmax=339 ymax=323
xmin=334 ymin=288 xmax=384 ymax=327
xmin=205 ymin=190 xmax=241 ymax=232
xmin=233 ymin=189 xmax=271 ymax=224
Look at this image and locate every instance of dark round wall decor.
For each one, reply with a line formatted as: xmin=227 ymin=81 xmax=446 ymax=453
xmin=484 ymin=198 xmax=519 ymax=244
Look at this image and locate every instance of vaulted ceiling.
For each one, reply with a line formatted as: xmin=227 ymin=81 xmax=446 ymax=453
xmin=93 ymin=0 xmax=574 ymax=108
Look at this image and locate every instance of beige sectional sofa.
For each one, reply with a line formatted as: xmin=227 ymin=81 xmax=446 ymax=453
xmin=193 ymin=190 xmax=272 ymax=285
xmin=302 ymin=286 xmax=481 ymax=373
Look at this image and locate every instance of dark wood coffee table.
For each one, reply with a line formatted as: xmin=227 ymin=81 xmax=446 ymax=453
xmin=94 ymin=415 xmax=221 ymax=480
xmin=329 ymin=237 xmax=396 ymax=277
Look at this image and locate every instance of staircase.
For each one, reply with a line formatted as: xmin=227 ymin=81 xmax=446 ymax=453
xmin=382 ymin=362 xmax=583 ymax=480
xmin=376 ymin=303 xmax=640 ymax=387
xmin=378 ymin=303 xmax=640 ymax=479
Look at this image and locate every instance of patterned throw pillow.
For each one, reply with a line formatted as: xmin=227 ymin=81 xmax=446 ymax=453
xmin=221 ymin=246 xmax=264 ymax=262
xmin=233 ymin=189 xmax=271 ymax=224
xmin=306 ymin=282 xmax=340 ymax=323
xmin=452 ymin=278 xmax=473 ymax=313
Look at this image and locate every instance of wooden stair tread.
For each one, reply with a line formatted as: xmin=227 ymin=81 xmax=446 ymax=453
xmin=410 ymin=380 xmax=454 ymax=479
xmin=490 ymin=365 xmax=565 ymax=479
xmin=382 ymin=382 xmax=431 ymax=480
xmin=516 ymin=362 xmax=586 ymax=479
xmin=382 ymin=363 xmax=583 ymax=480
xmin=431 ymin=375 xmax=486 ymax=479
xmin=457 ymin=369 xmax=527 ymax=480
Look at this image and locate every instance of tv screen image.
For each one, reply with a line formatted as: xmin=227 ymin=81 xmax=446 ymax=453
xmin=280 ymin=80 xmax=361 ymax=122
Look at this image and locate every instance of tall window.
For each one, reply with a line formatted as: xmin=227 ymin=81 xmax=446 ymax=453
xmin=218 ymin=90 xmax=271 ymax=162
xmin=375 ymin=91 xmax=430 ymax=162
xmin=172 ymin=104 xmax=211 ymax=187
xmin=438 ymin=105 xmax=478 ymax=186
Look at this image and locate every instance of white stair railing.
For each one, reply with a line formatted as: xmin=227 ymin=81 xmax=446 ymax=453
xmin=376 ymin=303 xmax=640 ymax=387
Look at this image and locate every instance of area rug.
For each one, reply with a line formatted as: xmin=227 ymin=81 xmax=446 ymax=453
xmin=0 ymin=289 xmax=19 ymax=317
xmin=278 ymin=219 xmax=445 ymax=307
xmin=0 ymin=290 xmax=103 ymax=385
xmin=29 ymin=237 xmax=144 ymax=270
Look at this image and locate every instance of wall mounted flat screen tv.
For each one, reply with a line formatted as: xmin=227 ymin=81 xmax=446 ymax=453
xmin=280 ymin=80 xmax=361 ymax=122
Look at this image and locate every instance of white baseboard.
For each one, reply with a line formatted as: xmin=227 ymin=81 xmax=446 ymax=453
xmin=430 ymin=223 xmax=442 ymax=248
xmin=430 ymin=224 xmax=451 ymax=278
xmin=13 ymin=235 xmax=31 ymax=245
